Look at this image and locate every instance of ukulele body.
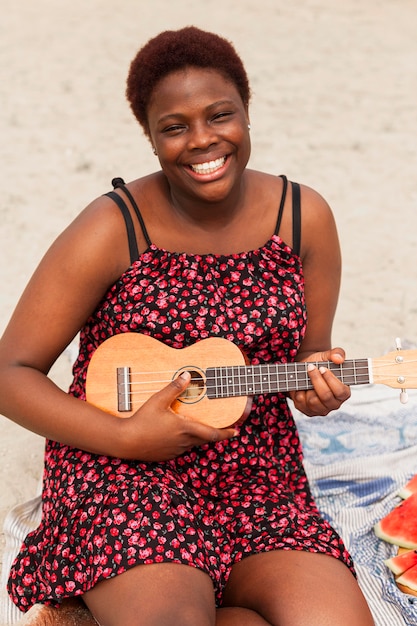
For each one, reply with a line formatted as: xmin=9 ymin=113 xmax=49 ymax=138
xmin=86 ymin=333 xmax=249 ymax=427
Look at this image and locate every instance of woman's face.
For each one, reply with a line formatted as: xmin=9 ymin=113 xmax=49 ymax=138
xmin=147 ymin=66 xmax=251 ymax=205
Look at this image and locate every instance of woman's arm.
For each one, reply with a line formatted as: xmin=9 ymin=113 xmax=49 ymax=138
xmin=0 ymin=196 xmax=236 ymax=459
xmin=289 ymin=184 xmax=351 ymax=416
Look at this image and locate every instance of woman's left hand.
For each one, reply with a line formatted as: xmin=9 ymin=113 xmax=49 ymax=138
xmin=289 ymin=347 xmax=351 ymax=417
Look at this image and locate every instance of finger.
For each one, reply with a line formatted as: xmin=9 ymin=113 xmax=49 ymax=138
xmin=184 ymin=420 xmax=238 ymax=444
xmin=208 ymin=427 xmax=238 ymax=443
xmin=316 ymin=365 xmax=351 ymax=402
xmin=152 ymin=371 xmax=191 ymax=408
xmin=307 ymin=364 xmax=349 ymax=408
xmin=320 ymin=347 xmax=345 ymax=364
xmin=291 ymin=386 xmax=327 ymax=416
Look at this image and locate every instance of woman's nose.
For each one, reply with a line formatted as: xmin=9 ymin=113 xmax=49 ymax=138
xmin=187 ymin=121 xmax=217 ymax=150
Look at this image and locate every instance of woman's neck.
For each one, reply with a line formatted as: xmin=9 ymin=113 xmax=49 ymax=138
xmin=166 ymin=171 xmax=249 ymax=229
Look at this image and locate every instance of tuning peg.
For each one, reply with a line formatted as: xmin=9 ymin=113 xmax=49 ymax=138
xmin=395 ymin=337 xmax=409 ymax=403
xmin=400 ymin=390 xmax=409 ymax=404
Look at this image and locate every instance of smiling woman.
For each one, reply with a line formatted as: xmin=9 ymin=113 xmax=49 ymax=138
xmin=0 ymin=26 xmax=374 ymax=626
xmin=144 ymin=67 xmax=251 ymax=220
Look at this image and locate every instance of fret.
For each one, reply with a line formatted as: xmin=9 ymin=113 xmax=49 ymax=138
xmin=263 ymin=364 xmax=275 ymax=393
xmin=253 ymin=365 xmax=263 ymax=394
xmin=259 ymin=364 xmax=273 ymax=393
xmin=266 ymin=363 xmax=272 ymax=393
xmin=206 ymin=358 xmax=371 ymax=399
xmin=238 ymin=365 xmax=243 ymax=397
xmin=231 ymin=365 xmax=239 ymax=395
xmin=219 ymin=364 xmax=226 ymax=397
xmin=246 ymin=366 xmax=255 ymax=394
xmin=225 ymin=365 xmax=233 ymax=396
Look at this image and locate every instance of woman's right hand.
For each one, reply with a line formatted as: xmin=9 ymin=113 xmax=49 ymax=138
xmin=118 ymin=371 xmax=238 ymax=461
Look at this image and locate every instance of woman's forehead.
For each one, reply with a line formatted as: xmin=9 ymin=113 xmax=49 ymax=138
xmin=148 ymin=67 xmax=243 ymax=112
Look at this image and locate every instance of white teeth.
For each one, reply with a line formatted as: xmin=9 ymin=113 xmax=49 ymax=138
xmin=190 ymin=157 xmax=226 ymax=175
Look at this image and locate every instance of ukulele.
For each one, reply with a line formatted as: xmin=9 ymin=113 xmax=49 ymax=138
xmin=85 ymin=333 xmax=417 ymax=427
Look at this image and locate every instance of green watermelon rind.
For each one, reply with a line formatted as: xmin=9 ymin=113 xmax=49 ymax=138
xmin=384 ymin=549 xmax=417 ymax=575
xmin=396 ymin=563 xmax=417 ymax=592
xmin=374 ymin=492 xmax=417 ymax=549
xmin=398 ymin=472 xmax=417 ymax=499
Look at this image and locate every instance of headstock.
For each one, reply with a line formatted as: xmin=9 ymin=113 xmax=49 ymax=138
xmin=371 ymin=338 xmax=417 ymax=403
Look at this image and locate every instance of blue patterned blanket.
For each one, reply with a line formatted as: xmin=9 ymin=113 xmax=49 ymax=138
xmin=295 ymin=383 xmax=417 ymax=626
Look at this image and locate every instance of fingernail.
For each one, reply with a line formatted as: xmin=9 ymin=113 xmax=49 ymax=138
xmin=307 ymin=363 xmax=316 ymax=372
xmin=319 ymin=366 xmax=327 ymax=374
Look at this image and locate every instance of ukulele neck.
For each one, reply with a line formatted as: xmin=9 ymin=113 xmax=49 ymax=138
xmin=205 ymin=359 xmax=371 ymax=398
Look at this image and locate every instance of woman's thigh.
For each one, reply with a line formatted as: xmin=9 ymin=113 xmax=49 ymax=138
xmin=221 ymin=550 xmax=375 ymax=626
xmin=83 ymin=562 xmax=216 ymax=626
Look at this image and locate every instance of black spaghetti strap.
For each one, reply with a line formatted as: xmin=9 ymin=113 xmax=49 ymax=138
xmin=274 ymin=175 xmax=288 ymax=236
xmin=105 ymin=190 xmax=139 ymax=264
xmin=274 ymin=176 xmax=301 ymax=256
xmin=111 ymin=177 xmax=152 ymax=249
xmin=291 ymin=181 xmax=301 ymax=257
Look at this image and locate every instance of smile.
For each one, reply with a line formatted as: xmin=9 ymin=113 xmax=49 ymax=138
xmin=189 ymin=156 xmax=226 ymax=175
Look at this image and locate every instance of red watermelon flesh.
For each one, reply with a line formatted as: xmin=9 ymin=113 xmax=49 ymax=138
xmin=396 ymin=563 xmax=417 ymax=592
xmin=374 ymin=492 xmax=417 ymax=549
xmin=385 ymin=549 xmax=417 ymax=575
xmin=398 ymin=473 xmax=417 ymax=499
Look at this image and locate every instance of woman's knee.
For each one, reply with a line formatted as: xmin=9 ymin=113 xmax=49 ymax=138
xmin=83 ymin=562 xmax=216 ymax=626
xmin=222 ymin=550 xmax=374 ymax=626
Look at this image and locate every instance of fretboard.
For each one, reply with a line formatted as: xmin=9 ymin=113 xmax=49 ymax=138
xmin=205 ymin=359 xmax=371 ymax=398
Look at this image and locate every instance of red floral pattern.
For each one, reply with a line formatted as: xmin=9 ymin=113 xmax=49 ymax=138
xmin=8 ymin=236 xmax=354 ymax=611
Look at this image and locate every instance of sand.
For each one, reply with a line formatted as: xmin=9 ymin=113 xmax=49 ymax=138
xmin=1 ymin=0 xmax=417 ymax=616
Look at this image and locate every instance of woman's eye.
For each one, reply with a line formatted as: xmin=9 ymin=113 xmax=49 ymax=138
xmin=213 ymin=112 xmax=232 ymax=122
xmin=162 ymin=124 xmax=185 ymax=134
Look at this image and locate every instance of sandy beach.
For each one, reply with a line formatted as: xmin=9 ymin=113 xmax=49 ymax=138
xmin=1 ymin=0 xmax=417 ymax=620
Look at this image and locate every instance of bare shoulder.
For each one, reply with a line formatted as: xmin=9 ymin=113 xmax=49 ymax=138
xmin=41 ymin=188 xmax=139 ymax=298
xmin=298 ymin=183 xmax=339 ymax=249
xmin=298 ymin=182 xmax=334 ymax=219
xmin=125 ymin=171 xmax=167 ymax=202
xmin=0 ymin=190 xmax=138 ymax=369
xmin=295 ymin=183 xmax=341 ymax=273
xmin=245 ymin=171 xmax=332 ymax=219
xmin=244 ymin=169 xmax=287 ymax=216
xmin=67 ymin=190 xmax=129 ymax=239
xmin=246 ymin=169 xmax=283 ymax=195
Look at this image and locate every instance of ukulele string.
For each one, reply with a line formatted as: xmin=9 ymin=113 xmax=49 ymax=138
xmin=118 ymin=360 xmax=377 ymax=400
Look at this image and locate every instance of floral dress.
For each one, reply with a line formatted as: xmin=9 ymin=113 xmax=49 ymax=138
xmin=8 ymin=176 xmax=354 ymax=611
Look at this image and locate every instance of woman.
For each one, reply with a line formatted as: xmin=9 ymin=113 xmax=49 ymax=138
xmin=0 ymin=27 xmax=374 ymax=626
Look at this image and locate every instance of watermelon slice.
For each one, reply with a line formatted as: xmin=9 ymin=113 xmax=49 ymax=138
xmin=385 ymin=549 xmax=417 ymax=575
xmin=398 ymin=473 xmax=417 ymax=499
xmin=396 ymin=563 xmax=417 ymax=592
xmin=374 ymin=492 xmax=417 ymax=549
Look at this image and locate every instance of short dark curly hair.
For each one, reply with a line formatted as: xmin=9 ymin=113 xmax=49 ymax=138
xmin=126 ymin=26 xmax=251 ymax=136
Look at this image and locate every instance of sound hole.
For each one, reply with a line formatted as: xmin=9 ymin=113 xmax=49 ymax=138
xmin=177 ymin=368 xmax=206 ymax=404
